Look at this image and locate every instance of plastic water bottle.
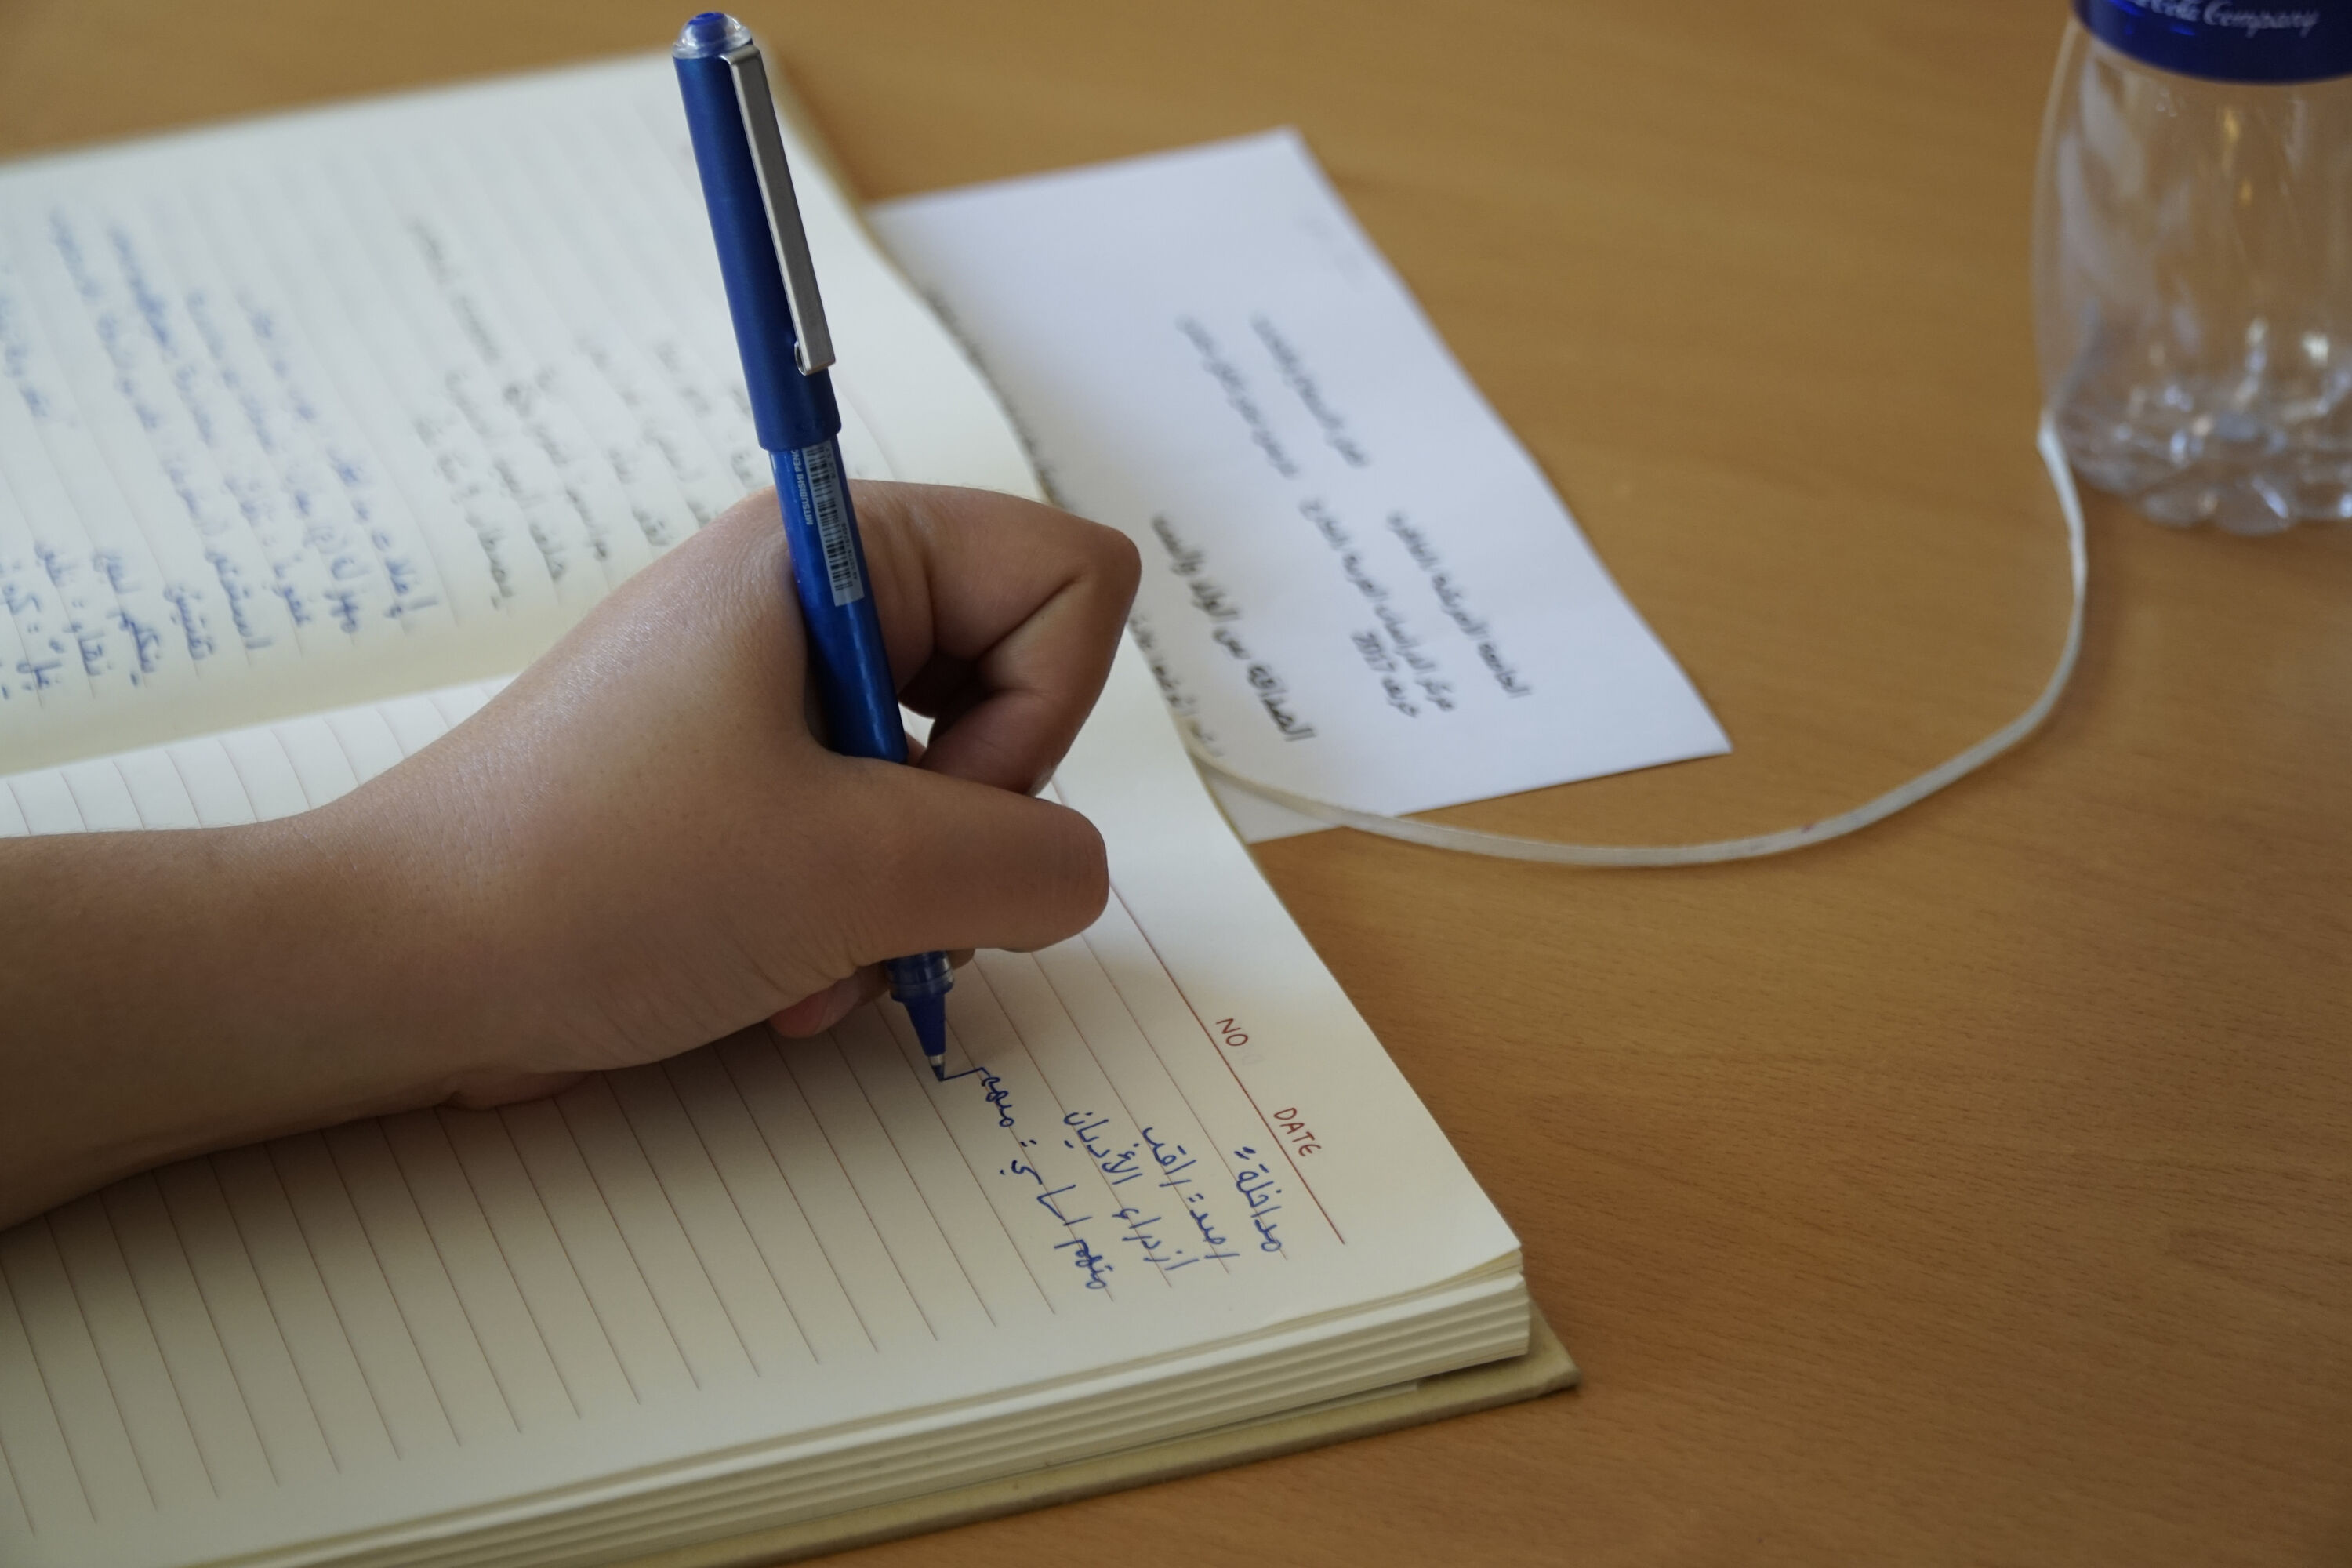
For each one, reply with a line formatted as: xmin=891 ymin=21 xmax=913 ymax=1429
xmin=2034 ymin=0 xmax=2352 ymax=533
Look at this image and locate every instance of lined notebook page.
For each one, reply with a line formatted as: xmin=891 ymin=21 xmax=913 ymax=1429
xmin=0 ymin=56 xmax=1030 ymax=775
xmin=0 ymin=646 xmax=1521 ymax=1568
xmin=0 ymin=679 xmax=503 ymax=832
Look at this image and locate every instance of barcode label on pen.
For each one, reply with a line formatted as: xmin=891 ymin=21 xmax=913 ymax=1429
xmin=794 ymin=441 xmax=866 ymax=606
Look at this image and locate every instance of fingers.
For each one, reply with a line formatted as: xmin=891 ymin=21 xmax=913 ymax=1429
xmin=683 ymin=481 xmax=1137 ymax=795
xmin=852 ymin=483 xmax=1141 ymax=793
xmin=769 ymin=970 xmax=883 ymax=1036
xmin=770 ymin=948 xmax=981 ymax=1040
xmin=596 ymin=484 xmax=1115 ymax=1036
xmin=441 ymin=1070 xmax=589 ymax=1111
xmin=828 ymin=758 xmax=1109 ymax=968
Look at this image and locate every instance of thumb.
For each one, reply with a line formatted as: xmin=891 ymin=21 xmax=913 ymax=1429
xmin=835 ymin=762 xmax=1109 ymax=964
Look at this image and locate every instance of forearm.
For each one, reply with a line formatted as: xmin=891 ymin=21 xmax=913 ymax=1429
xmin=0 ymin=815 xmax=479 ymax=1229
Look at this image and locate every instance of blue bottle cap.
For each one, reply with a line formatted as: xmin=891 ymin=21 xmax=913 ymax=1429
xmin=2075 ymin=0 xmax=2352 ymax=83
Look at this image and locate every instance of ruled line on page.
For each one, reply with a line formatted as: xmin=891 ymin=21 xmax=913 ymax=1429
xmin=0 ymin=1411 xmax=32 ymax=1539
xmin=956 ymin=961 xmax=1148 ymax=1300
xmin=151 ymin=1159 xmax=340 ymax=1484
xmin=436 ymin=1105 xmax=647 ymax=1415
xmin=213 ymin=1145 xmax=404 ymax=1465
xmin=318 ymin=1122 xmax=522 ymax=1444
xmin=0 ymin=1250 xmax=99 ymax=1533
xmin=713 ymin=1038 xmax=934 ymax=1348
xmin=658 ymin=1051 xmax=878 ymax=1359
xmin=627 ymin=1064 xmax=824 ymax=1366
xmin=843 ymin=1019 xmax=1059 ymax=1313
xmin=82 ymin=1189 xmax=240 ymax=1504
xmin=773 ymin=1036 xmax=977 ymax=1336
xmin=1099 ymin=880 xmax=1345 ymax=1247
xmin=44 ymin=1199 xmax=212 ymax=1508
xmin=390 ymin=1109 xmax=591 ymax=1427
xmin=103 ymin=1174 xmax=281 ymax=1494
xmin=1018 ymin=948 xmax=1243 ymax=1278
xmin=0 ymin=1218 xmax=156 ymax=1519
xmin=826 ymin=1025 xmax=1008 ymax=1326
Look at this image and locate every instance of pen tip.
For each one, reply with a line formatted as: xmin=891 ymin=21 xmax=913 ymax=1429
xmin=902 ymin=994 xmax=949 ymax=1079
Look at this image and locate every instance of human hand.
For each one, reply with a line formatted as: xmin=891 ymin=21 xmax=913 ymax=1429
xmin=328 ymin=481 xmax=1142 ymax=1100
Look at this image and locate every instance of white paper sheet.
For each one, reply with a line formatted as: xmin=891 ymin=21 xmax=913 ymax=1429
xmin=873 ymin=129 xmax=1730 ymax=840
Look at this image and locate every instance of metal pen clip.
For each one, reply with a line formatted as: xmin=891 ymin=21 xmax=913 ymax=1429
xmin=723 ymin=36 xmax=834 ymax=375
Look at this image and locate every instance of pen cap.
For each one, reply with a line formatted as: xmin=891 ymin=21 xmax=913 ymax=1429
xmin=674 ymin=15 xmax=840 ymax=450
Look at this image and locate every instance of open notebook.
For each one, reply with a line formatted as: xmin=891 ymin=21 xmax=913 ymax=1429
xmin=0 ymin=56 xmax=1563 ymax=1568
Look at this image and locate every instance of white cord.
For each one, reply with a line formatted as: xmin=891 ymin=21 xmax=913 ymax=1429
xmin=1184 ymin=415 xmax=2089 ymax=866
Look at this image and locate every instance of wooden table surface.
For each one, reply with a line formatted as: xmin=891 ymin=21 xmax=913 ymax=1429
xmin=7 ymin=1 xmax=2348 ymax=1562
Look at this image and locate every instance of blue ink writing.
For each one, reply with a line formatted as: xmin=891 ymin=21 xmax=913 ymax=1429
xmin=1232 ymin=1146 xmax=1286 ymax=1253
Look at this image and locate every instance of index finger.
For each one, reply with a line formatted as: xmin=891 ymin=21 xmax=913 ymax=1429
xmin=851 ymin=481 xmax=1142 ymax=795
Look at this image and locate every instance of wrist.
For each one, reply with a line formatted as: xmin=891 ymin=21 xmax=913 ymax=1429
xmin=238 ymin=800 xmax=506 ymax=1110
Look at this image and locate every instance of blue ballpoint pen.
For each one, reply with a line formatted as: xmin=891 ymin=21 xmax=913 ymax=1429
xmin=673 ymin=12 xmax=955 ymax=1079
